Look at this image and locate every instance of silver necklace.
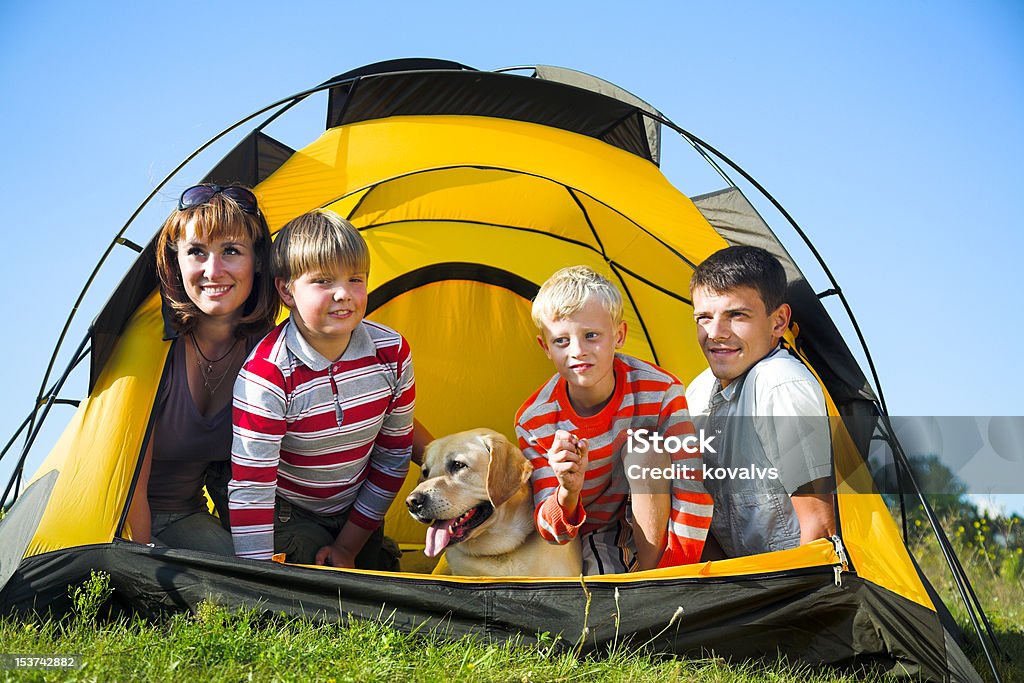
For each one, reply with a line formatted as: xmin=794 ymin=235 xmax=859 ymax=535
xmin=190 ymin=333 xmax=240 ymax=395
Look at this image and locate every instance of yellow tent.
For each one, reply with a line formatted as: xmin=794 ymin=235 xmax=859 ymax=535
xmin=0 ymin=60 xmax=986 ymax=682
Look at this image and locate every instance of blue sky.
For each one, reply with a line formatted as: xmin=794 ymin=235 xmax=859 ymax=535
xmin=1 ymin=1 xmax=1022 ymax=510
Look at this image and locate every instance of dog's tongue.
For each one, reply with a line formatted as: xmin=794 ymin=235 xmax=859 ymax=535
xmin=424 ymin=521 xmax=452 ymax=557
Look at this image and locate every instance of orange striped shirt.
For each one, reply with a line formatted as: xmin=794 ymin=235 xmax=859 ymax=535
xmin=515 ymin=354 xmax=713 ymax=568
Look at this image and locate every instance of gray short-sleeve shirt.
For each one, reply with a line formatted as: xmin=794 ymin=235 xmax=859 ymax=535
xmin=685 ymin=345 xmax=833 ymax=557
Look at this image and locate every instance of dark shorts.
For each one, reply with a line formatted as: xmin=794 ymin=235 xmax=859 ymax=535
xmin=273 ymin=497 xmax=400 ymax=570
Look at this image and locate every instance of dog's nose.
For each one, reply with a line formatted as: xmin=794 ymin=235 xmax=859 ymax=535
xmin=406 ymin=491 xmax=425 ymax=513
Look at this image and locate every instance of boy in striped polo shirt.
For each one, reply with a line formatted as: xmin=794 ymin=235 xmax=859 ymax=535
xmin=515 ymin=266 xmax=712 ymax=574
xmin=228 ymin=210 xmax=415 ymax=568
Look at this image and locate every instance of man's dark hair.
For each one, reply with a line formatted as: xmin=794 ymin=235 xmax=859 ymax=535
xmin=689 ymin=246 xmax=787 ymax=312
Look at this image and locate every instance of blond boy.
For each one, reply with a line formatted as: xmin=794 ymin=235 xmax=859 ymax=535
xmin=228 ymin=209 xmax=415 ymax=568
xmin=515 ymin=266 xmax=712 ymax=574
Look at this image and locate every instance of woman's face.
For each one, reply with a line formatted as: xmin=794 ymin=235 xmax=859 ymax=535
xmin=176 ymin=217 xmax=256 ymax=323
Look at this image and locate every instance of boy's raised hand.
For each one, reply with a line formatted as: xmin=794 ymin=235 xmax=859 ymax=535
xmin=549 ymin=429 xmax=588 ymax=515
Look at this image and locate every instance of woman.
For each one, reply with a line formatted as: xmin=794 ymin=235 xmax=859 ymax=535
xmin=126 ymin=184 xmax=278 ymax=554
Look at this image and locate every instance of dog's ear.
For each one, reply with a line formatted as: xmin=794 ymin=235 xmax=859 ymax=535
xmin=483 ymin=432 xmax=532 ymax=509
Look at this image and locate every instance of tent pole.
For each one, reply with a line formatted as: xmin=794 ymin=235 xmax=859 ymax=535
xmin=676 ymin=130 xmax=739 ymax=190
xmin=644 ymin=112 xmax=890 ymax=415
xmin=931 ymin=498 xmax=1006 ymax=660
xmin=0 ymin=415 xmax=33 ymax=469
xmin=2 ymin=341 xmax=90 ymax=507
xmin=14 ymin=77 xmax=368 ymax=487
xmin=920 ymin=485 xmax=1004 ymax=680
xmin=641 ymin=106 xmax=1000 ymax=681
xmin=881 ymin=416 xmax=1004 ymax=680
xmin=26 ymin=83 xmax=347 ymax=433
xmin=0 ymin=414 xmax=33 ymax=507
xmin=894 ymin=446 xmax=910 ymax=541
xmin=0 ymin=335 xmax=90 ymax=508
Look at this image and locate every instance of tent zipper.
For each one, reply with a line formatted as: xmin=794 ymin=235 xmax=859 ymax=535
xmin=830 ymin=535 xmax=849 ymax=586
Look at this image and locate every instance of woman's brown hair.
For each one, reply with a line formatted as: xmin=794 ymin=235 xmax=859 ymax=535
xmin=155 ymin=187 xmax=278 ymax=337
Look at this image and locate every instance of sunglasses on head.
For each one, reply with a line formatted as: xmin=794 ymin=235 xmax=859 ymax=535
xmin=178 ymin=184 xmax=260 ymax=214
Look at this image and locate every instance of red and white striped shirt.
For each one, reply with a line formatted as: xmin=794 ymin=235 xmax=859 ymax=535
xmin=229 ymin=318 xmax=415 ymax=560
xmin=515 ymin=354 xmax=712 ymax=568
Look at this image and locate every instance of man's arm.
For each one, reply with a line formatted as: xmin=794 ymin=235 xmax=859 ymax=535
xmin=791 ymin=477 xmax=836 ymax=545
xmin=760 ymin=373 xmax=834 ymax=547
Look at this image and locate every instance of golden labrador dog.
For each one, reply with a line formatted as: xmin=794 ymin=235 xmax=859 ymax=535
xmin=406 ymin=428 xmax=582 ymax=577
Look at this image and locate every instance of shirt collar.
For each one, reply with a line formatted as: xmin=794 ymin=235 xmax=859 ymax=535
xmin=711 ymin=343 xmax=785 ymax=403
xmin=283 ymin=316 xmax=375 ymax=370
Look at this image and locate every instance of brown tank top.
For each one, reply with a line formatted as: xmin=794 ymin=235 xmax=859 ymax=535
xmin=147 ymin=337 xmax=247 ymax=514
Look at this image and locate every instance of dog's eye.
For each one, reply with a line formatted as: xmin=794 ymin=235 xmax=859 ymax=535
xmin=448 ymin=460 xmax=467 ymax=474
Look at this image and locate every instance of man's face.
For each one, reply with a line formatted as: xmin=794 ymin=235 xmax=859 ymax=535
xmin=692 ymin=285 xmax=790 ymax=388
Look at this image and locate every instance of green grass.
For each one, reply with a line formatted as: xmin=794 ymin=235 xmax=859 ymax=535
xmin=907 ymin=514 xmax=1024 ymax=682
xmin=2 ymin=520 xmax=1023 ymax=682
xmin=0 ymin=593 xmax=883 ymax=683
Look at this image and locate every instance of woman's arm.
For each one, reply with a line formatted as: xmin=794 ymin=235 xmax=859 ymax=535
xmin=411 ymin=418 xmax=434 ymax=466
xmin=125 ymin=439 xmax=154 ymax=544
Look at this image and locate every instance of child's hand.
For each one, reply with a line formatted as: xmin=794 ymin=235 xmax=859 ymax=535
xmin=549 ymin=430 xmax=588 ymax=511
xmin=316 ymin=542 xmax=356 ymax=568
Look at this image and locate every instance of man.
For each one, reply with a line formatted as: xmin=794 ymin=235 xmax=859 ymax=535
xmin=687 ymin=246 xmax=835 ymax=558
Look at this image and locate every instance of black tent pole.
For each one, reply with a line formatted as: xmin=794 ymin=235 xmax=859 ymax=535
xmin=879 ymin=416 xmax=1004 ymax=679
xmin=11 ymin=77 xmax=368 ymax=501
xmin=643 ymin=108 xmax=999 ymax=680
xmin=919 ymin=484 xmax=1004 ymax=680
xmin=894 ymin=448 xmax=910 ymax=542
xmin=643 ymin=112 xmax=890 ymax=416
xmin=24 ymin=76 xmax=365 ymax=435
xmin=0 ymin=414 xmax=33 ymax=506
xmin=2 ymin=342 xmax=89 ymax=507
xmin=927 ymin=485 xmax=1006 ymax=661
xmin=1 ymin=335 xmax=90 ymax=508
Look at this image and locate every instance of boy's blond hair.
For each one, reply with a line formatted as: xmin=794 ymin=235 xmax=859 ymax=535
xmin=273 ymin=209 xmax=369 ymax=284
xmin=531 ymin=265 xmax=624 ymax=328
